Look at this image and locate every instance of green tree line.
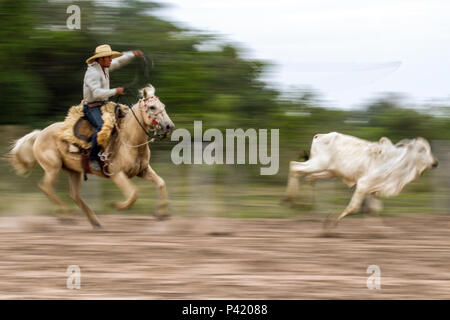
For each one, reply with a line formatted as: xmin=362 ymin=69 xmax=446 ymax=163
xmin=0 ymin=0 xmax=449 ymax=144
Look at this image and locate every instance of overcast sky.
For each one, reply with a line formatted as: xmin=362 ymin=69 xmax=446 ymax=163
xmin=156 ymin=0 xmax=450 ymax=109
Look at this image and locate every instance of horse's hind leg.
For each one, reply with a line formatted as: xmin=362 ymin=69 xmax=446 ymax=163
xmin=68 ymin=171 xmax=102 ymax=228
xmin=38 ymin=165 xmax=70 ymax=217
xmin=139 ymin=165 xmax=169 ymax=219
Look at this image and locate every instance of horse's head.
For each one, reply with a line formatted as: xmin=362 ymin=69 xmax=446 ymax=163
xmin=138 ymin=84 xmax=174 ymax=135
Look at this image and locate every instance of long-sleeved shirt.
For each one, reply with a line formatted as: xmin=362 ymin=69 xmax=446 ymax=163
xmin=83 ymin=51 xmax=135 ymax=103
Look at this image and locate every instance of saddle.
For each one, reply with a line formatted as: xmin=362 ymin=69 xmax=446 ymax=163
xmin=73 ymin=105 xmax=127 ymax=145
xmin=58 ymin=101 xmax=128 ymax=179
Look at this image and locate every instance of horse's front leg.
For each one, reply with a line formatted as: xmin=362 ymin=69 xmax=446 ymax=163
xmin=110 ymin=171 xmax=138 ymax=210
xmin=138 ymin=164 xmax=169 ymax=219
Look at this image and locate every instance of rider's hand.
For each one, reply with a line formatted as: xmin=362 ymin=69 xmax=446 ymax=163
xmin=116 ymin=87 xmax=125 ymax=95
xmin=133 ymin=50 xmax=144 ymax=58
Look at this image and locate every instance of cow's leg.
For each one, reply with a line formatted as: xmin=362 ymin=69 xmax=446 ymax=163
xmin=325 ymin=186 xmax=367 ymax=228
xmin=110 ymin=171 xmax=138 ymax=210
xmin=284 ymin=171 xmax=300 ymax=202
xmin=68 ymin=171 xmax=102 ymax=228
xmin=304 ymin=171 xmax=334 ymax=183
xmin=360 ymin=195 xmax=389 ymax=237
xmin=360 ymin=195 xmax=383 ymax=214
xmin=138 ymin=165 xmax=169 ymax=219
xmin=288 ymin=171 xmax=334 ymax=207
xmin=290 ymin=159 xmax=326 ymax=173
xmin=337 ymin=188 xmax=367 ymax=220
xmin=284 ymin=159 xmax=326 ymax=201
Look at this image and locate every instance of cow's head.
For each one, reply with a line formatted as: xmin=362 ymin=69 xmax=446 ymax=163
xmin=407 ymin=137 xmax=439 ymax=173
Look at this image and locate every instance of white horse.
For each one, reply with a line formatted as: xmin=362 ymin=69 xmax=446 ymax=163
xmin=7 ymin=84 xmax=174 ymax=228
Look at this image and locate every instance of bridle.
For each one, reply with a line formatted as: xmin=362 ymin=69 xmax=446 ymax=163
xmin=113 ymin=54 xmax=167 ymax=141
xmin=138 ymin=96 xmax=166 ymax=133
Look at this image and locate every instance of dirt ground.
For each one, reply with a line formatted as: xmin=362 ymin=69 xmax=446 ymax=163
xmin=0 ymin=214 xmax=449 ymax=299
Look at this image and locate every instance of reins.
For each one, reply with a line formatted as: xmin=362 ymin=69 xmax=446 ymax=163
xmin=128 ymin=99 xmax=152 ymax=136
xmin=114 ymin=55 xmax=160 ymax=140
xmin=115 ymin=98 xmax=166 ymax=148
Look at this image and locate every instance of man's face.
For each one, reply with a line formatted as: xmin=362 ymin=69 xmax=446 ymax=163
xmin=98 ymin=56 xmax=112 ymax=68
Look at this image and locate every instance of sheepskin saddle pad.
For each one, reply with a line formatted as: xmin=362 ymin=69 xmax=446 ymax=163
xmin=57 ymin=101 xmax=127 ymax=152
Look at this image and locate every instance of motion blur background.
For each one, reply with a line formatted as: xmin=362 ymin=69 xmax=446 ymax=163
xmin=1 ymin=0 xmax=449 ymax=218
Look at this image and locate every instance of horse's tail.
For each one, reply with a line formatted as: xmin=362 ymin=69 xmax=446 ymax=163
xmin=5 ymin=130 xmax=41 ymax=176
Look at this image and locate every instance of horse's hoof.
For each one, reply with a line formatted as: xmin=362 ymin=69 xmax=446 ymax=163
xmin=112 ymin=201 xmax=128 ymax=210
xmin=57 ymin=217 xmax=78 ymax=225
xmin=91 ymin=221 xmax=103 ymax=229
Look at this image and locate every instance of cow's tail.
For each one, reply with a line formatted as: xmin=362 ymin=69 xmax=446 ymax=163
xmin=5 ymin=130 xmax=41 ymax=176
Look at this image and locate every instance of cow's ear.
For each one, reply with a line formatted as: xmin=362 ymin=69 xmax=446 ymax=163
xmin=416 ymin=137 xmax=427 ymax=145
xmin=369 ymin=144 xmax=383 ymax=156
xmin=379 ymin=137 xmax=393 ymax=145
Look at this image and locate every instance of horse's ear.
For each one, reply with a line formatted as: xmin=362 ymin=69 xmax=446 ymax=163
xmin=139 ymin=89 xmax=146 ymax=98
xmin=146 ymin=84 xmax=155 ymax=96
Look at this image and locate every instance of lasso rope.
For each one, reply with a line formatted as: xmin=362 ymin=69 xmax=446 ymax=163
xmin=115 ymin=55 xmax=157 ymax=138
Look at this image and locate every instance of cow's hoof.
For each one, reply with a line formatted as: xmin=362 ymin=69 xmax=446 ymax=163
xmin=320 ymin=229 xmax=340 ymax=238
xmin=281 ymin=196 xmax=296 ymax=203
xmin=323 ymin=216 xmax=339 ymax=229
xmin=280 ymin=197 xmax=298 ymax=208
xmin=280 ymin=196 xmax=291 ymax=203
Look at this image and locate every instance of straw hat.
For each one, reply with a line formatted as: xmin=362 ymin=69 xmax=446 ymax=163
xmin=86 ymin=44 xmax=123 ymax=64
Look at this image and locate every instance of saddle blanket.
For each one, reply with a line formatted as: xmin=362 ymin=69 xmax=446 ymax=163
xmin=57 ymin=101 xmax=124 ymax=152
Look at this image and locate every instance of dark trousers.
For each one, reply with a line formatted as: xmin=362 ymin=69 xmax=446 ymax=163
xmin=83 ymin=104 xmax=104 ymax=162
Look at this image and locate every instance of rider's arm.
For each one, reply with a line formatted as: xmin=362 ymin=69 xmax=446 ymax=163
xmin=109 ymin=51 xmax=135 ymax=72
xmin=84 ymin=72 xmax=116 ymax=102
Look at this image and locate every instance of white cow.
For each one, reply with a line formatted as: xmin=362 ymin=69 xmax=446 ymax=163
xmin=285 ymin=132 xmax=439 ymax=226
